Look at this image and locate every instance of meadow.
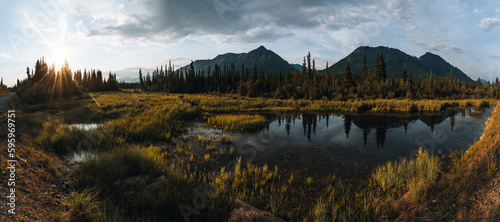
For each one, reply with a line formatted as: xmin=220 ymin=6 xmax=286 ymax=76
xmin=12 ymin=91 xmax=500 ymax=221
xmin=207 ymin=114 xmax=268 ymax=132
xmin=183 ymin=94 xmax=495 ymax=113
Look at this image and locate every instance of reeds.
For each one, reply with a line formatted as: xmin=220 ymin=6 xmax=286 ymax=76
xmin=207 ymin=114 xmax=268 ymax=132
xmin=372 ymin=148 xmax=441 ymax=203
xmin=184 ymin=94 xmax=495 ymax=113
xmin=34 ymin=116 xmax=122 ymax=155
xmin=66 ymin=189 xmax=115 ymax=222
xmin=73 ymin=146 xmax=195 ymax=221
xmin=107 ymin=101 xmax=201 ymax=142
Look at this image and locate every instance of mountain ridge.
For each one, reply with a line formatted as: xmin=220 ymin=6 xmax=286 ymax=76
xmin=180 ymin=46 xmax=297 ymax=75
xmin=321 ymin=46 xmax=472 ymax=81
xmin=180 ymin=45 xmax=472 ymax=82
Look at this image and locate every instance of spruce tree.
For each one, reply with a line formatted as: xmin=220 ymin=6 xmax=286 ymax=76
xmin=403 ymin=63 xmax=408 ymax=82
xmin=26 ymin=67 xmax=31 ymax=80
xmin=362 ymin=51 xmax=370 ymax=79
xmin=139 ymin=69 xmax=146 ymax=90
xmin=374 ymin=51 xmax=380 ymax=81
xmin=374 ymin=50 xmax=387 ymax=81
xmin=343 ymin=60 xmax=353 ymax=88
xmin=380 ymin=51 xmax=387 ymax=80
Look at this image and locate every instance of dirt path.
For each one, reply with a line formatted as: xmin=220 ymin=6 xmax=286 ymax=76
xmin=0 ymin=95 xmax=73 ymax=221
xmin=0 ymin=92 xmax=16 ymax=110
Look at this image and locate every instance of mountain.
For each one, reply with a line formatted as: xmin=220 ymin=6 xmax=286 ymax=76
xmin=187 ymin=52 xmax=243 ymax=73
xmin=479 ymin=78 xmax=490 ymax=84
xmin=290 ymin=63 xmax=303 ymax=72
xmin=419 ymin=52 xmax=471 ymax=82
xmin=181 ymin=46 xmax=297 ymax=75
xmin=117 ymin=76 xmax=139 ymax=83
xmin=322 ymin=46 xmax=472 ymax=81
xmin=179 ymin=45 xmax=472 ymax=82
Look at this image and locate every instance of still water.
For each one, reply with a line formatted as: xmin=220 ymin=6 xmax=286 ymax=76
xmin=227 ymin=108 xmax=493 ymax=180
xmin=67 ymin=123 xmax=101 ymax=131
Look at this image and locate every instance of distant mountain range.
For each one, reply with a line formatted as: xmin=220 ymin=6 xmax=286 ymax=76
xmin=324 ymin=46 xmax=472 ymax=82
xmin=180 ymin=45 xmax=473 ymax=82
xmin=180 ymin=46 xmax=297 ymax=75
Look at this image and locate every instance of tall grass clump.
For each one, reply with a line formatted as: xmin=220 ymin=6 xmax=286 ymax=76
xmin=35 ymin=116 xmax=123 ymax=155
xmin=73 ymin=146 xmax=196 ymax=221
xmin=207 ymin=114 xmax=268 ymax=132
xmin=107 ymin=101 xmax=201 ymax=142
xmin=66 ymin=189 xmax=117 ymax=222
xmin=201 ymin=157 xmax=285 ymax=220
xmin=372 ymin=148 xmax=441 ymax=203
xmin=309 ymin=180 xmax=378 ymax=221
xmin=312 ymin=197 xmax=328 ymax=222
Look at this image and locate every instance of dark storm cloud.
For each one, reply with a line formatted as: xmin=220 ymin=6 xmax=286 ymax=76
xmin=88 ymin=0 xmax=415 ymax=43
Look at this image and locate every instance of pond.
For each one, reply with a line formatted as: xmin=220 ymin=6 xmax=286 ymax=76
xmin=64 ymin=123 xmax=102 ymax=161
xmin=199 ymin=108 xmax=493 ymax=182
xmin=67 ymin=123 xmax=101 ymax=131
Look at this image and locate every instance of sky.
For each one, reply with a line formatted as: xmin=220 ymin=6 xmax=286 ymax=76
xmin=1 ymin=0 xmax=500 ymax=86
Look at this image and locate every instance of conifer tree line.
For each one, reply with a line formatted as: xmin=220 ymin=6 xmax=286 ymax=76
xmin=140 ymin=51 xmax=500 ymax=100
xmin=17 ymin=58 xmax=119 ymax=103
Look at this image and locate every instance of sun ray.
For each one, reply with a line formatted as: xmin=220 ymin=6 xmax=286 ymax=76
xmin=50 ymin=48 xmax=68 ymax=69
xmin=23 ymin=12 xmax=51 ymax=47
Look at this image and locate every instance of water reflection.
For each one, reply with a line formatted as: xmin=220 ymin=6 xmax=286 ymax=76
xmin=180 ymin=108 xmax=493 ymax=182
xmin=67 ymin=123 xmax=101 ymax=131
xmin=229 ymin=108 xmax=492 ymax=180
xmin=266 ymin=108 xmax=490 ymax=150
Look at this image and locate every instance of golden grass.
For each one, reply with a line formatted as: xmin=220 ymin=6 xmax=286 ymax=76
xmin=207 ymin=114 xmax=268 ymax=132
xmin=435 ymin=105 xmax=500 ymax=220
xmin=33 ymin=116 xmax=123 ymax=155
xmin=66 ymin=189 xmax=115 ymax=222
xmin=184 ymin=94 xmax=496 ymax=113
xmin=372 ymin=148 xmax=441 ymax=201
xmin=13 ymin=91 xmax=500 ymax=221
xmin=73 ymin=146 xmax=196 ymax=221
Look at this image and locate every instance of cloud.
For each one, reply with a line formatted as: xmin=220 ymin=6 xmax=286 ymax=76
xmin=83 ymin=0 xmax=416 ymax=44
xmin=412 ymin=40 xmax=464 ymax=54
xmin=0 ymin=53 xmax=11 ymax=59
xmin=479 ymin=17 xmax=500 ymax=30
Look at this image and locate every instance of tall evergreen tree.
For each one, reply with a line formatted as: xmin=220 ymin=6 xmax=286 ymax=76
xmin=403 ymin=63 xmax=408 ymax=82
xmin=26 ymin=67 xmax=31 ymax=80
xmin=362 ymin=51 xmax=370 ymax=79
xmin=139 ymin=69 xmax=146 ymax=90
xmin=374 ymin=50 xmax=387 ymax=81
xmin=343 ymin=60 xmax=353 ymax=88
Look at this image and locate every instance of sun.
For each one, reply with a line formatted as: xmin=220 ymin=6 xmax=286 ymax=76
xmin=50 ymin=48 xmax=69 ymax=69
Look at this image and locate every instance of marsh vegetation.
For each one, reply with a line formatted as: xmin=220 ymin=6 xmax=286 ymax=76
xmin=9 ymin=57 xmax=500 ymax=222
xmin=10 ymin=88 xmax=497 ymax=221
